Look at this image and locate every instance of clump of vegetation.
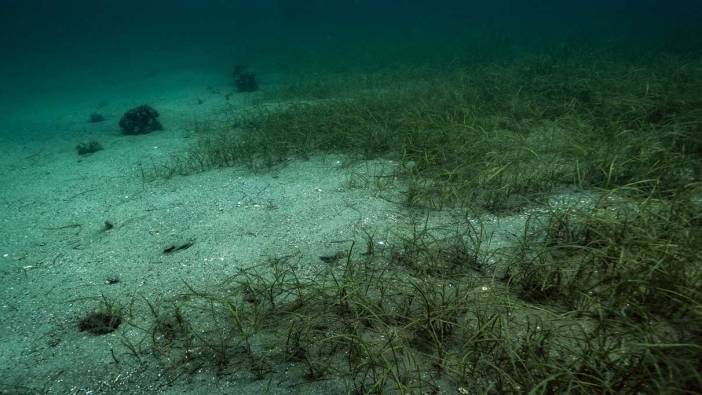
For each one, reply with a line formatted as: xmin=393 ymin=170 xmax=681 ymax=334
xmin=155 ymin=54 xmax=701 ymax=213
xmin=128 ymin=51 xmax=701 ymax=392
xmin=76 ymin=140 xmax=103 ymax=156
xmin=233 ymin=65 xmax=258 ymax=92
xmin=117 ymin=198 xmax=701 ymax=392
xmin=512 ymin=194 xmax=702 ymax=313
xmin=89 ymin=113 xmax=105 ymax=123
xmin=78 ymin=298 xmax=123 ymax=335
xmin=119 ymin=104 xmax=163 ymax=135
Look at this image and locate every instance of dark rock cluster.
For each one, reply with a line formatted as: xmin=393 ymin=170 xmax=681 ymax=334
xmin=76 ymin=140 xmax=103 ymax=156
xmin=119 ymin=105 xmax=163 ymax=135
xmin=89 ymin=113 xmax=105 ymax=123
xmin=233 ymin=65 xmax=258 ymax=92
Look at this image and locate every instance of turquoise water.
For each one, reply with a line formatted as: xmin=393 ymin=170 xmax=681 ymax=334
xmin=1 ymin=2 xmax=701 ymax=394
xmin=1 ymin=1 xmax=699 ymax=116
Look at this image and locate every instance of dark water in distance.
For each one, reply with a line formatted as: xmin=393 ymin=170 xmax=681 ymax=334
xmin=1 ymin=0 xmax=700 ymax=111
xmin=3 ymin=1 xmax=700 ymax=52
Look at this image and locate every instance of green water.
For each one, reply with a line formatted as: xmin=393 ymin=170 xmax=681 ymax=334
xmin=1 ymin=1 xmax=701 ymax=394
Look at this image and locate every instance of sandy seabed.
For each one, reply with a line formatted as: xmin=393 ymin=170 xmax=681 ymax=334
xmin=0 ymin=66 xmax=560 ymax=394
xmin=0 ymin=67 xmax=414 ymax=394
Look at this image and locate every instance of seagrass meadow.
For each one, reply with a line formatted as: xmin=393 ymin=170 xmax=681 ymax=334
xmin=139 ymin=51 xmax=702 ymax=394
xmin=1 ymin=1 xmax=701 ymax=394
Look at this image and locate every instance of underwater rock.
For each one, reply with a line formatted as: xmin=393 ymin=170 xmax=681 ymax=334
xmin=236 ymin=72 xmax=258 ymax=92
xmin=89 ymin=113 xmax=105 ymax=123
xmin=119 ymin=104 xmax=163 ymax=135
xmin=102 ymin=220 xmax=114 ymax=231
xmin=76 ymin=140 xmax=103 ymax=156
xmin=233 ymin=65 xmax=258 ymax=92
